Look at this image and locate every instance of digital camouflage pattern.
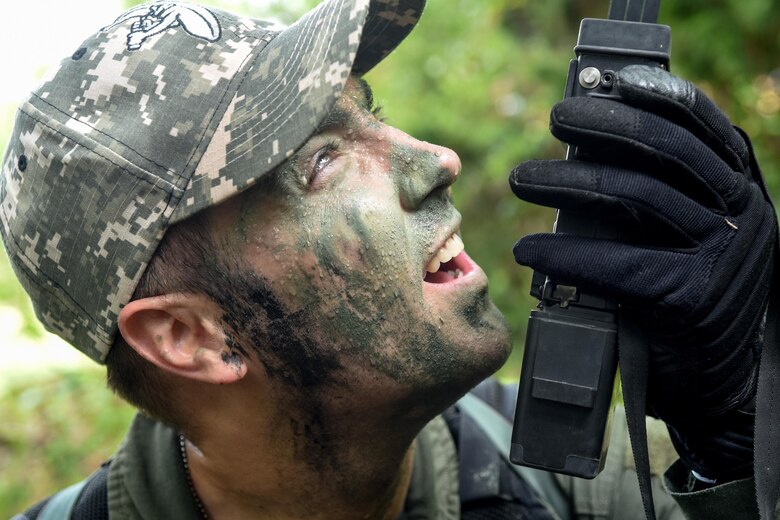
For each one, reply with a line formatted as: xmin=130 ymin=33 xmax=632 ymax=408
xmin=0 ymin=0 xmax=425 ymax=363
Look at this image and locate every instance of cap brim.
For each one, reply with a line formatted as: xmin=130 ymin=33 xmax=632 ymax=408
xmin=171 ymin=0 xmax=425 ymax=224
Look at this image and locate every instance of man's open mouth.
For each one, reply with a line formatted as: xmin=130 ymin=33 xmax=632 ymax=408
xmin=423 ymin=233 xmax=475 ymax=283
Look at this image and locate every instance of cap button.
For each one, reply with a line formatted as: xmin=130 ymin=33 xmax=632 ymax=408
xmin=72 ymin=47 xmax=87 ymax=60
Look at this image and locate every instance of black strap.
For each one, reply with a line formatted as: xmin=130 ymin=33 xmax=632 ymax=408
xmin=22 ymin=463 xmax=110 ymax=520
xmin=608 ymin=0 xmax=661 ymax=23
xmin=609 ymin=4 xmax=660 ymax=518
xmin=70 ymin=462 xmax=110 ymax=520
xmin=736 ymin=124 xmax=780 ymax=519
xmin=618 ymin=308 xmax=657 ymax=520
xmin=756 ymin=257 xmax=780 ymax=519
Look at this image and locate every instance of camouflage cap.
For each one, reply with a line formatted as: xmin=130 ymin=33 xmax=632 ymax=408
xmin=0 ymin=0 xmax=426 ymax=363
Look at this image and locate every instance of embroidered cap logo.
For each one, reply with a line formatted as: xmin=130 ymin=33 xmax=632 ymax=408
xmin=102 ymin=2 xmax=222 ymax=51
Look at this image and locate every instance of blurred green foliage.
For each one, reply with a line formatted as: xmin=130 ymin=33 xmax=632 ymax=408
xmin=1 ymin=0 xmax=778 ymax=516
xmin=0 ymin=370 xmax=136 ymax=515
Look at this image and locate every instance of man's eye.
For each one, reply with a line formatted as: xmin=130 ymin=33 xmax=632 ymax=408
xmin=315 ymin=149 xmax=334 ymax=171
xmin=307 ymin=140 xmax=340 ymax=186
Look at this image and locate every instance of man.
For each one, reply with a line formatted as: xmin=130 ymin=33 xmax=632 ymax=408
xmin=2 ymin=0 xmax=775 ymax=519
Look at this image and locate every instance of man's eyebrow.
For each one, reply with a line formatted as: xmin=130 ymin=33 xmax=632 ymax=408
xmin=314 ymin=78 xmax=376 ymax=134
xmin=354 ymin=77 xmax=374 ymax=112
xmin=315 ymin=105 xmax=350 ymax=134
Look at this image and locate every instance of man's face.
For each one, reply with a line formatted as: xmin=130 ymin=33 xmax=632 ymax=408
xmin=215 ymin=77 xmax=510 ymax=413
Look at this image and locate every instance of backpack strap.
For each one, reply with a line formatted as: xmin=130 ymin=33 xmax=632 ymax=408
xmin=35 ymin=481 xmax=88 ymax=520
xmin=20 ymin=462 xmax=110 ymax=520
xmin=69 ymin=462 xmax=110 ymax=519
xmin=457 ymin=392 xmax=572 ymax=520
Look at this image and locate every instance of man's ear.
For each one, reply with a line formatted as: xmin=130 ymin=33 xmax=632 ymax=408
xmin=117 ymin=293 xmax=247 ymax=384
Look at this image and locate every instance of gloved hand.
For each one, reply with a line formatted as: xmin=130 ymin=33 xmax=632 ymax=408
xmin=509 ymin=64 xmax=777 ymax=481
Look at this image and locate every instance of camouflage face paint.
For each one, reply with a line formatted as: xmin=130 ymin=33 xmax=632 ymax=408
xmin=220 ymin=350 xmax=244 ymax=375
xmin=214 ymin=78 xmax=511 ymax=461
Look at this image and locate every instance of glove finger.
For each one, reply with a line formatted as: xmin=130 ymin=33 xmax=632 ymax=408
xmin=513 ymin=233 xmax=709 ymax=313
xmin=616 ymin=65 xmax=750 ymax=174
xmin=510 ymin=159 xmax=723 ymax=242
xmin=513 ymin=183 xmax=771 ymax=321
xmin=550 ymin=96 xmax=750 ymax=214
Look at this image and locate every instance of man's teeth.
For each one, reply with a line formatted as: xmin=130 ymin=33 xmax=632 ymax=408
xmin=426 ymin=234 xmax=465 ymax=274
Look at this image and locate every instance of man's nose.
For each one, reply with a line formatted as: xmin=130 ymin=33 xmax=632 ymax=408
xmin=391 ymin=132 xmax=461 ymax=211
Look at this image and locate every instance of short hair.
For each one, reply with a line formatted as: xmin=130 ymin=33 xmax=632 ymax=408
xmin=104 ymin=170 xmax=281 ymax=430
xmin=105 ymin=209 xmax=219 ymax=430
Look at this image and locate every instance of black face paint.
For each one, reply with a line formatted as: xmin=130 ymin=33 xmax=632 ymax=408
xmin=220 ymin=350 xmax=243 ymax=369
xmin=211 ymin=269 xmax=344 ymax=389
xmin=205 ymin=263 xmax=343 ymax=469
xmin=224 ymin=332 xmax=248 ymax=357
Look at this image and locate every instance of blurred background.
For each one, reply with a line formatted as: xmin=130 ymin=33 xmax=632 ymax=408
xmin=1 ymin=0 xmax=778 ymax=515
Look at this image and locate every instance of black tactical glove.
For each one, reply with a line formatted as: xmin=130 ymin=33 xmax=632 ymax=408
xmin=509 ymin=65 xmax=777 ymax=481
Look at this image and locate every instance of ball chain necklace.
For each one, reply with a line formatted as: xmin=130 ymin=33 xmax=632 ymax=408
xmin=179 ymin=434 xmax=209 ymax=519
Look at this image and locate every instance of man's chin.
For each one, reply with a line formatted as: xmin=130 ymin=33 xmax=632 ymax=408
xmin=455 ymin=299 xmax=512 ymax=372
xmin=460 ymin=309 xmax=512 ymax=384
xmin=416 ymin=306 xmax=512 ymax=407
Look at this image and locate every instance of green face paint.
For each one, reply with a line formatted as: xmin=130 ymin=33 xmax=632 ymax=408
xmin=214 ymin=77 xmax=511 ymax=459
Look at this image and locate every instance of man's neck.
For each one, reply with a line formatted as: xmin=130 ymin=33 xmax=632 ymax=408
xmin=182 ymin=398 xmax=421 ymax=520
